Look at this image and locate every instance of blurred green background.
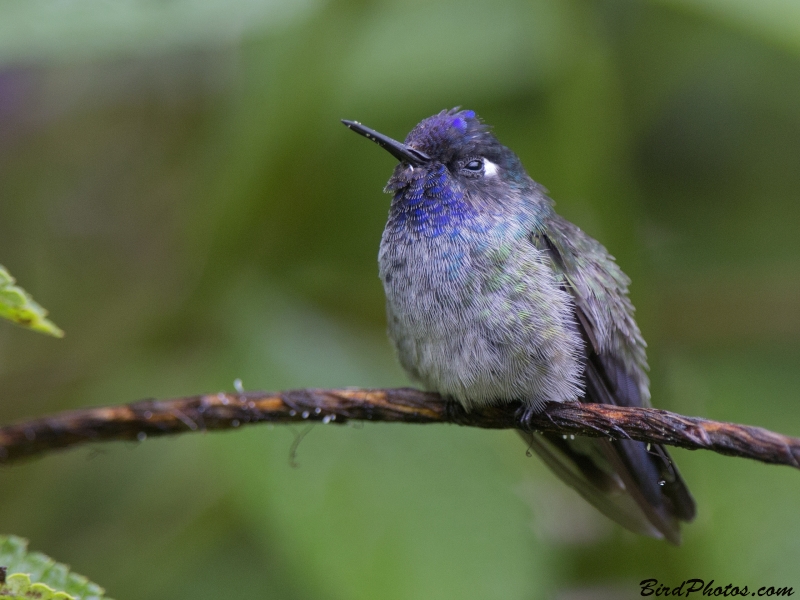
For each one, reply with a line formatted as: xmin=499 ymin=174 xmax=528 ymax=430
xmin=2 ymin=0 xmax=800 ymax=598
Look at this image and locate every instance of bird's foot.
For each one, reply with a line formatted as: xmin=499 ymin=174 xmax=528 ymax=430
xmin=443 ymin=398 xmax=469 ymax=425
xmin=516 ymin=404 xmax=538 ymax=432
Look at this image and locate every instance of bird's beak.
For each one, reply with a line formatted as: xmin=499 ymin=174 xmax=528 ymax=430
xmin=341 ymin=120 xmax=430 ymax=167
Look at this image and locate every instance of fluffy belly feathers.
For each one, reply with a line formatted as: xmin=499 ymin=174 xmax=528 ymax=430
xmin=379 ymin=233 xmax=585 ymax=409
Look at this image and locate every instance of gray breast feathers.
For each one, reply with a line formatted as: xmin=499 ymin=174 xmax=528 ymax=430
xmin=378 ymin=227 xmax=585 ymax=409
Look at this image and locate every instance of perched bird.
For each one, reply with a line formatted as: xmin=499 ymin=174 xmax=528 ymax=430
xmin=342 ymin=109 xmax=696 ymax=543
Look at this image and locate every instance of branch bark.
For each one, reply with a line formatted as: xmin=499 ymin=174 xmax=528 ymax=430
xmin=1 ymin=387 xmax=799 ymax=469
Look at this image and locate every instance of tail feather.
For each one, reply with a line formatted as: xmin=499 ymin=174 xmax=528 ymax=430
xmin=520 ymin=423 xmax=695 ymax=544
xmin=519 ymin=430 xmax=670 ymax=540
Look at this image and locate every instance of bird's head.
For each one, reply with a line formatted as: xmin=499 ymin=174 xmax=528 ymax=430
xmin=343 ymin=109 xmax=540 ymax=237
xmin=343 ymin=108 xmax=528 ymax=193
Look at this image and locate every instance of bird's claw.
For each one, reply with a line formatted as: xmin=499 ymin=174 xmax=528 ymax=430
xmin=516 ymin=404 xmax=537 ymax=431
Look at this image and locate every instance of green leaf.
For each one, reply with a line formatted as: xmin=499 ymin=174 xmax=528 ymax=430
xmin=0 ymin=266 xmax=64 ymax=338
xmin=0 ymin=535 xmax=109 ymax=600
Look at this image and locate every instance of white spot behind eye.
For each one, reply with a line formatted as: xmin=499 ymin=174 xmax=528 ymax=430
xmin=483 ymin=159 xmax=499 ymax=177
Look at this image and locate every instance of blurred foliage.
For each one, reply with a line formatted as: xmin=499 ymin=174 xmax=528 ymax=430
xmin=0 ymin=535 xmax=109 ymax=600
xmin=0 ymin=265 xmax=63 ymax=337
xmin=1 ymin=0 xmax=800 ymax=598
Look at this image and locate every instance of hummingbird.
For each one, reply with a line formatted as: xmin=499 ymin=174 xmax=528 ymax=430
xmin=342 ymin=109 xmax=696 ymax=543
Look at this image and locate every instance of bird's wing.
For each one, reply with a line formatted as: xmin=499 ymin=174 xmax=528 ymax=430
xmin=523 ymin=214 xmax=695 ymax=544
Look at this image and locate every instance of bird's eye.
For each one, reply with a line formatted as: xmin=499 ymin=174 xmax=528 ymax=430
xmin=464 ymin=159 xmax=483 ymax=172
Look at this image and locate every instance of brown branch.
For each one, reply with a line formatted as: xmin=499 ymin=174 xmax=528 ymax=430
xmin=1 ymin=387 xmax=799 ymax=469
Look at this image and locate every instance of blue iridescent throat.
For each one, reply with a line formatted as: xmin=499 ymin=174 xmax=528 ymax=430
xmin=387 ymin=164 xmax=476 ymax=238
